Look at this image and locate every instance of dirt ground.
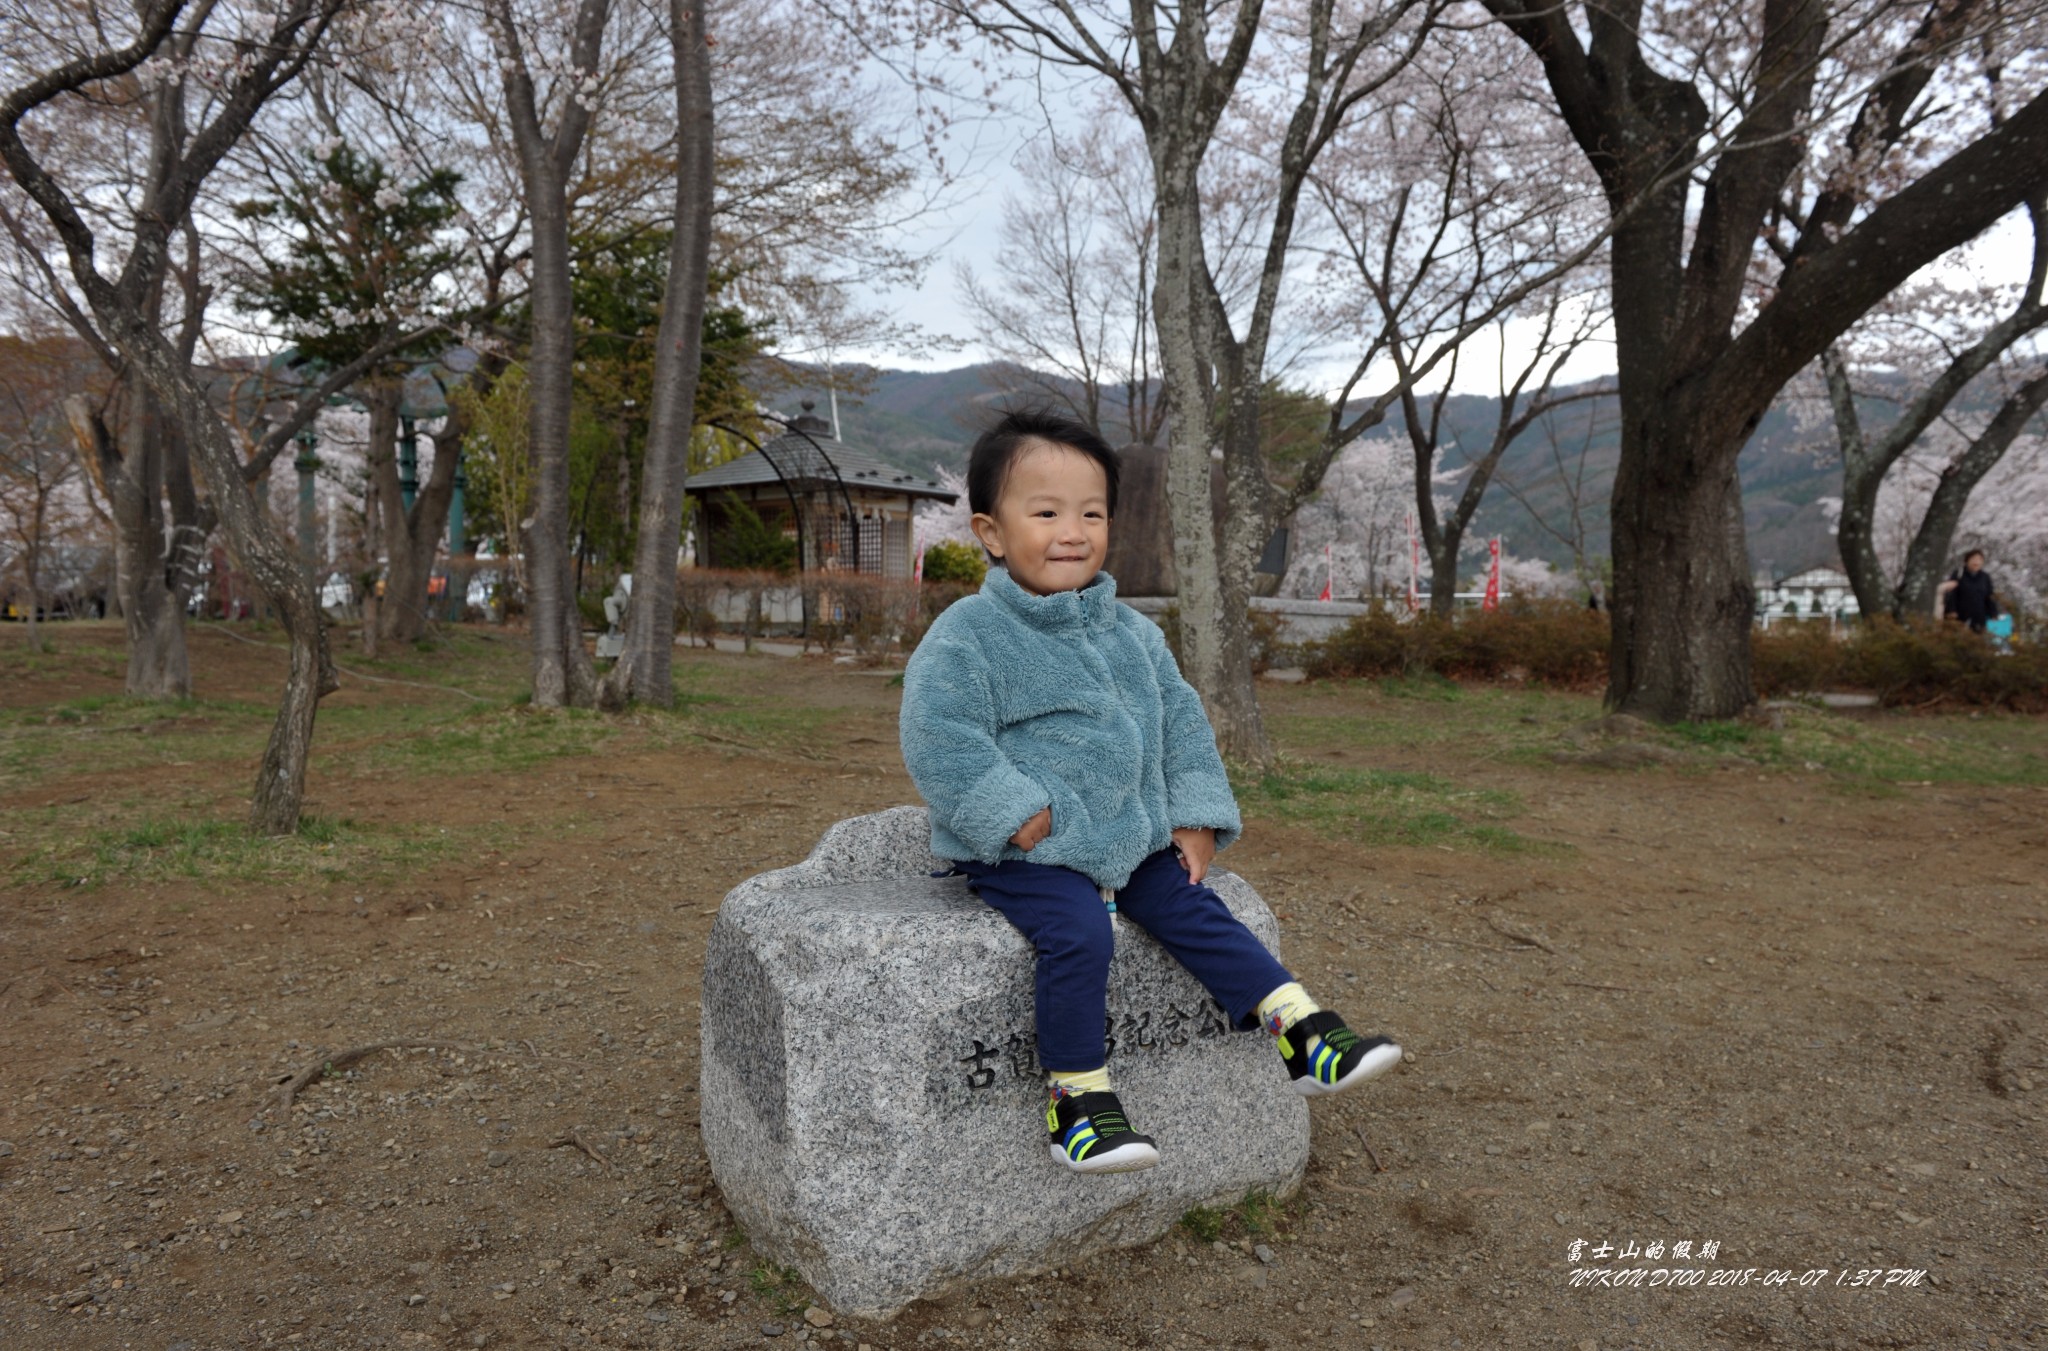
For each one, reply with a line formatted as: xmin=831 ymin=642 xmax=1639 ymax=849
xmin=1 ymin=621 xmax=2044 ymax=1351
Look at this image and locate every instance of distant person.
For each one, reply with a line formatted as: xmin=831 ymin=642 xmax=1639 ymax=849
xmin=1586 ymin=582 xmax=1604 ymax=613
xmin=1938 ymin=549 xmax=1999 ymax=633
xmin=900 ymin=409 xmax=1400 ymax=1175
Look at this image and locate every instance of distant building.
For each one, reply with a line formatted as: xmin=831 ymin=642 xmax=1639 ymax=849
xmin=683 ymin=402 xmax=956 ymax=578
xmin=1756 ymin=565 xmax=1860 ymax=625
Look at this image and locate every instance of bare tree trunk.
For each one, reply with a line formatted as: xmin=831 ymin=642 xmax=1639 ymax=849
xmin=1822 ymin=345 xmax=1893 ymax=623
xmin=359 ymin=384 xmax=397 ymax=657
xmin=383 ymin=444 xmax=461 ymax=647
xmin=19 ymin=498 xmax=41 ymax=652
xmin=1426 ymin=534 xmax=1463 ymax=619
xmin=1607 ymin=398 xmax=1757 ymax=719
xmin=130 ymin=333 xmax=338 ymax=834
xmin=522 ymin=205 xmax=595 ymax=705
xmin=358 ymin=385 xmax=463 ymax=648
xmin=1152 ymin=141 xmax=1259 ymax=756
xmin=600 ymin=0 xmax=713 ymax=709
xmin=85 ymin=377 xmax=210 ymax=696
xmin=490 ymin=0 xmax=608 ymax=709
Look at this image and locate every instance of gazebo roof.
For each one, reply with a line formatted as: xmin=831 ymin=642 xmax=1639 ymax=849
xmin=685 ymin=405 xmax=956 ymax=502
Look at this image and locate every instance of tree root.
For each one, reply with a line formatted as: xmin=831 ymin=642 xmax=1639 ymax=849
xmin=549 ymin=1126 xmax=621 ymax=1176
xmin=1484 ymin=911 xmax=1563 ymax=955
xmin=271 ymin=1039 xmax=589 ymax=1107
xmin=273 ymin=1040 xmax=460 ymax=1107
xmin=1353 ymin=1123 xmax=1388 ymax=1173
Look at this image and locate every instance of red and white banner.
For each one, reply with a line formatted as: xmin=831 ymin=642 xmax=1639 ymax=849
xmin=1483 ymin=536 xmax=1501 ymax=611
xmin=1318 ymin=543 xmax=1333 ymax=602
xmin=911 ymin=520 xmax=924 ymax=584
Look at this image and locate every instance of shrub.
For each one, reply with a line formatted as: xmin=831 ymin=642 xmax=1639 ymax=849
xmin=921 ymin=539 xmax=988 ymax=586
xmin=1750 ymin=622 xmax=1845 ymax=697
xmin=1301 ymin=600 xmax=1608 ymax=688
xmin=1840 ymin=620 xmax=2048 ymax=711
xmin=1299 ymin=602 xmax=2047 ymax=707
xmin=714 ymin=493 xmax=798 ymax=573
xmin=900 ymin=580 xmax=979 ymax=652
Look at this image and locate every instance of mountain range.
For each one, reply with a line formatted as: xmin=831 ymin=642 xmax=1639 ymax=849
xmin=769 ymin=363 xmax=1846 ymax=580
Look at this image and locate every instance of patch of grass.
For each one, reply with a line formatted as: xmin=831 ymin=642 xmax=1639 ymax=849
xmin=1376 ymin=672 xmax=1463 ymax=702
xmin=1234 ymin=1189 xmax=1282 ymax=1237
xmin=1179 ymin=1205 xmax=1227 ymax=1243
xmin=1178 ymin=1190 xmax=1289 ymax=1246
xmin=1662 ymin=720 xmax=1759 ymax=750
xmin=0 ymin=695 xmax=271 ymax=791
xmin=1235 ymin=763 xmax=1540 ymax=853
xmin=1647 ymin=708 xmax=2048 ymax=788
xmin=1269 ymin=683 xmax=1597 ymax=758
xmin=337 ymin=629 xmax=533 ymax=702
xmin=1273 ymin=676 xmax=2048 ymax=792
xmin=746 ymin=1262 xmax=811 ymax=1315
xmin=630 ymin=662 xmax=834 ymax=753
xmin=356 ymin=706 xmax=617 ymax=776
xmin=18 ymin=812 xmax=463 ymax=889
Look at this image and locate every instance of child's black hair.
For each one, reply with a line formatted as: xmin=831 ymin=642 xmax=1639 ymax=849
xmin=966 ymin=408 xmax=1120 ymax=518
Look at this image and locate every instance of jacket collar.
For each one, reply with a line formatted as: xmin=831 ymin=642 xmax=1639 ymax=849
xmin=983 ymin=565 xmax=1120 ymax=635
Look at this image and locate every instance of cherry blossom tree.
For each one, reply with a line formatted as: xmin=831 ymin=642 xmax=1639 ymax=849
xmin=1818 ymin=197 xmax=2048 ymax=620
xmin=1485 ymin=0 xmax=2048 ymax=718
xmin=1278 ymin=431 xmax=1414 ymax=600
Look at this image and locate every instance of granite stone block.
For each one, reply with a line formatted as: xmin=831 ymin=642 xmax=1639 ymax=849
xmin=699 ymin=806 xmax=1310 ymax=1317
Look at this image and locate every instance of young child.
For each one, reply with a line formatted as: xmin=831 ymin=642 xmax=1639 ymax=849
xmin=900 ymin=409 xmax=1400 ymax=1175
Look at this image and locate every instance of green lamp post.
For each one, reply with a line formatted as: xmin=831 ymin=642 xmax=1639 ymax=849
xmin=293 ymin=428 xmax=320 ymax=581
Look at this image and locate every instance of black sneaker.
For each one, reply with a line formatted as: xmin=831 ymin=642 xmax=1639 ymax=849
xmin=1276 ymin=1011 xmax=1402 ymax=1097
xmin=1045 ymin=1089 xmax=1160 ymax=1174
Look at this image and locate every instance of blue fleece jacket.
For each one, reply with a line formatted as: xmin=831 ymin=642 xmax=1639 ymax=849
xmin=899 ymin=566 xmax=1243 ymax=890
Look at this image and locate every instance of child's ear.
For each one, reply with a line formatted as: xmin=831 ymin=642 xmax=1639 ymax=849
xmin=970 ymin=512 xmax=1004 ymax=559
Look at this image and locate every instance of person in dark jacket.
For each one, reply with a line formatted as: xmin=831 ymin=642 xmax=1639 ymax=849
xmin=1939 ymin=550 xmax=2000 ymax=632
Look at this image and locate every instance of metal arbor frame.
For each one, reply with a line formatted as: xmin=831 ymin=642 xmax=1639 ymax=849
xmin=702 ymin=412 xmax=871 ymax=571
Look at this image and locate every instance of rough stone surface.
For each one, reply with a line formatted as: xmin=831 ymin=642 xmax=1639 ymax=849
xmin=700 ymin=806 xmax=1310 ymax=1317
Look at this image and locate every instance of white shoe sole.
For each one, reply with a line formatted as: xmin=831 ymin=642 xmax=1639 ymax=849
xmin=1292 ymin=1039 xmax=1403 ymax=1097
xmin=1050 ymin=1140 xmax=1161 ymax=1174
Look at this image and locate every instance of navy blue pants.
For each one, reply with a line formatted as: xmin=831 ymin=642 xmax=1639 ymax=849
xmin=952 ymin=847 xmax=1294 ymax=1073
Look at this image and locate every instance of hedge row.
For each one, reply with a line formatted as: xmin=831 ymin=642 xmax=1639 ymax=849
xmin=1750 ymin=619 xmax=2048 ymax=711
xmin=1300 ymin=603 xmax=2048 ymax=710
xmin=1299 ymin=602 xmax=1611 ymax=689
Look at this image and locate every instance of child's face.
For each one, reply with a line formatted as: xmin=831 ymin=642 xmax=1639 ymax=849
xmin=970 ymin=441 xmax=1109 ymax=596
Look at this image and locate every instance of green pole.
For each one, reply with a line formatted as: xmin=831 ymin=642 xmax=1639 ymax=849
xmin=446 ymin=450 xmax=467 ymax=621
xmin=294 ymin=430 xmax=319 ymax=582
xmin=398 ymin=416 xmax=418 ymax=512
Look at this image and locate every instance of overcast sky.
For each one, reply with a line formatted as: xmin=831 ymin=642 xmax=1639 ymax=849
xmin=829 ymin=85 xmax=2036 ymax=401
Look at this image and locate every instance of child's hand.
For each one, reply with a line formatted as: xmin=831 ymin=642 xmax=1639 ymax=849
xmin=1011 ymin=806 xmax=1052 ymax=851
xmin=1171 ymin=826 xmax=1216 ymax=884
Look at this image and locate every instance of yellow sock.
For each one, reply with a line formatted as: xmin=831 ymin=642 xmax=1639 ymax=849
xmin=1047 ymin=1066 xmax=1112 ymax=1099
xmin=1257 ymin=982 xmax=1321 ymax=1038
